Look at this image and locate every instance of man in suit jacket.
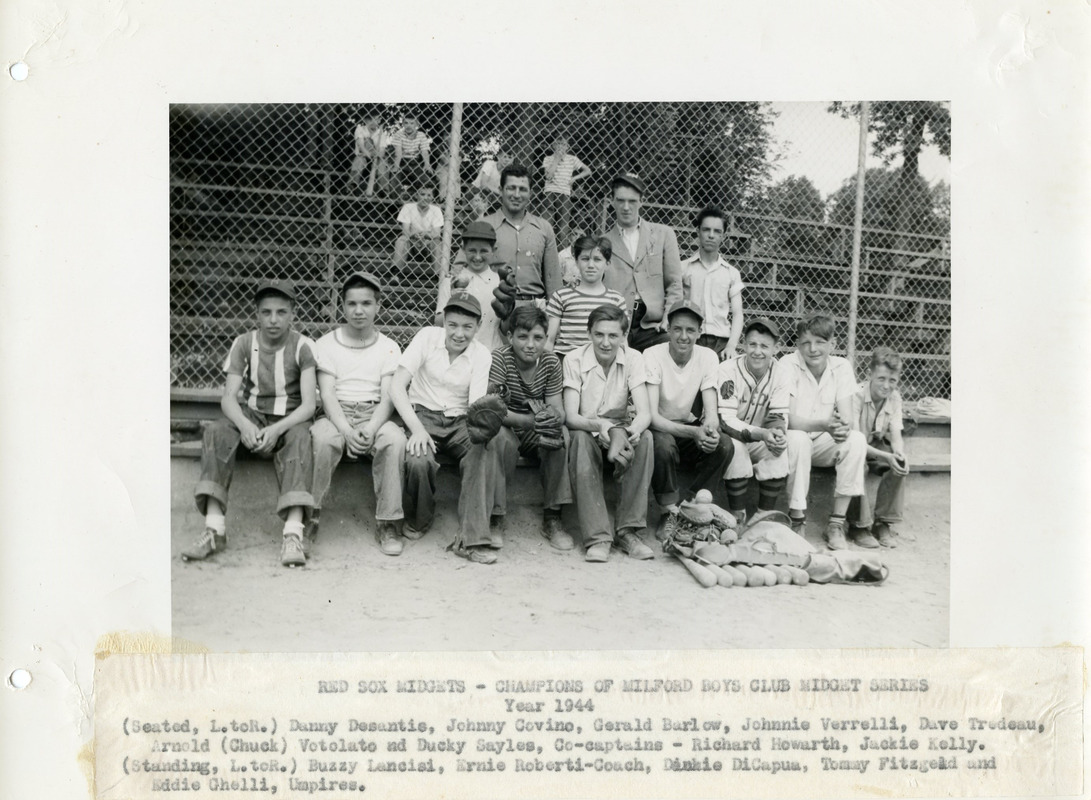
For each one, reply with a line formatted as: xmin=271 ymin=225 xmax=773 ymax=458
xmin=602 ymin=173 xmax=683 ymax=351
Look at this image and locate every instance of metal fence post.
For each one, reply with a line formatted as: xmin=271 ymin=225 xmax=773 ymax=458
xmin=846 ymin=101 xmax=869 ymax=364
xmin=439 ymin=103 xmax=463 ymax=282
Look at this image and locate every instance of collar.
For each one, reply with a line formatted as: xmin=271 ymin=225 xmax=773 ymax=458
xmin=488 ymin=210 xmax=542 ymax=231
xmin=683 ymin=251 xmax=729 ymax=269
xmin=577 ymin=342 xmax=628 ymax=374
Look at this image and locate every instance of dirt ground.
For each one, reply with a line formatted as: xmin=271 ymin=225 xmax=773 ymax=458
xmin=171 ymin=456 xmax=949 ymax=652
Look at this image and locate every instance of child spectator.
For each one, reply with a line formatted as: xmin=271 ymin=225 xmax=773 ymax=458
xmin=847 ymin=346 xmax=910 ymax=548
xmin=782 ymin=311 xmax=866 ymax=549
xmin=184 ymin=279 xmax=316 ymax=568
xmin=485 ymin=305 xmax=574 ymax=550
xmin=309 ymin=272 xmax=408 ymax=557
xmin=473 ymin=150 xmax=513 ymax=199
xmin=391 ymin=115 xmax=432 ymax=199
xmin=681 ymin=206 xmax=744 ymax=359
xmin=389 ymin=292 xmax=496 ymax=564
xmin=348 ymin=113 xmax=388 ymax=198
xmin=557 ymin=227 xmax=586 ymax=287
xmin=453 ymin=187 xmax=491 ymax=234
xmin=718 ymin=317 xmax=791 ymax=526
xmin=435 ymin=222 xmax=504 ymax=350
xmin=393 ymin=186 xmax=443 ymax=274
xmin=540 ymin=135 xmax=591 ymax=245
xmin=545 ymin=235 xmax=627 ymax=356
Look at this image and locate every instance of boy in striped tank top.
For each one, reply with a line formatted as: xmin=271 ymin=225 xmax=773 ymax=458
xmin=544 ymin=235 xmax=627 ymax=357
xmin=185 ymin=279 xmax=317 ymax=568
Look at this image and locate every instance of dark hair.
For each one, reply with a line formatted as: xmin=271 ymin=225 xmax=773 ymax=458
xmin=500 ymin=162 xmax=531 ymax=190
xmin=694 ymin=205 xmax=727 ymax=229
xmin=610 ymin=176 xmax=643 ymax=198
xmin=870 ymin=346 xmax=903 ymax=374
xmin=796 ymin=311 xmax=836 ymax=342
xmin=587 ymin=303 xmax=629 ymax=334
xmin=255 ymin=290 xmax=294 ymax=308
xmin=341 ymin=274 xmax=380 ymax=302
xmin=509 ymin=305 xmax=548 ymax=335
xmin=571 ymin=235 xmax=612 ymax=262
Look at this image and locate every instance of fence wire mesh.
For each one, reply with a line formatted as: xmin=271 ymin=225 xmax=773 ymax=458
xmin=170 ymin=101 xmax=950 ymax=401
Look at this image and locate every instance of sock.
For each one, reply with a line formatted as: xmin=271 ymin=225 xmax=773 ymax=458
xmin=283 ymin=520 xmax=304 ymax=537
xmin=829 ymin=513 xmax=846 ymax=528
xmin=756 ymin=476 xmax=787 ymax=511
xmin=789 ymin=509 xmax=806 ymax=521
xmin=543 ymin=508 xmax=560 ymax=520
xmin=725 ymin=478 xmax=750 ymax=511
xmin=204 ymin=513 xmax=226 ymax=534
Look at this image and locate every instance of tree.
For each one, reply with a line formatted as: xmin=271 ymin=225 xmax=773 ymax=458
xmin=828 ymin=167 xmax=943 ymax=238
xmin=828 ymin=101 xmax=950 ymax=251
xmin=752 ymin=175 xmax=828 ymax=258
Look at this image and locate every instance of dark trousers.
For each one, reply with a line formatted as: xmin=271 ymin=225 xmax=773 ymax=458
xmin=650 ymin=428 xmax=734 ymax=506
xmin=697 ymin=334 xmax=729 ymax=358
xmin=628 ymin=301 xmax=669 ymax=351
xmin=403 ymin=408 xmax=491 ymax=546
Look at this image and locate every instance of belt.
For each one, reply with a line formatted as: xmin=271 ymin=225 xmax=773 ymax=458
xmin=514 ymin=292 xmax=543 ymax=301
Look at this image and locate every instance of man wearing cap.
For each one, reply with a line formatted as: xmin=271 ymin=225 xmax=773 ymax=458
xmin=309 ymin=271 xmax=409 ymax=557
xmin=682 ymin=206 xmax=745 ymax=360
xmin=602 ymin=172 xmax=683 ymax=351
xmin=389 ymin=290 xmax=497 ymax=564
xmin=184 ymin=278 xmax=317 ymax=568
xmin=644 ymin=301 xmax=734 ymax=512
xmin=435 ymin=221 xmax=504 ymax=350
xmin=453 ymin=163 xmax=561 ymax=305
xmin=716 ymin=316 xmax=791 ymax=526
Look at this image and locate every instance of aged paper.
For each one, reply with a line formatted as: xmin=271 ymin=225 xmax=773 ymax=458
xmin=0 ymin=1 xmax=1088 ymax=799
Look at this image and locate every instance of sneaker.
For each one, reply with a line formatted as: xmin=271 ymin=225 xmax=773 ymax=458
xmin=789 ymin=514 xmax=807 ymax=536
xmin=280 ymin=532 xmax=306 ymax=567
xmin=542 ymin=515 xmax=574 ymax=551
xmin=454 ymin=544 xmax=498 ymax=565
xmin=488 ymin=515 xmax=505 ymax=549
xmin=851 ymin=526 xmax=881 ymax=549
xmin=873 ymin=521 xmax=898 ymax=548
xmin=402 ymin=522 xmax=427 ymax=541
xmin=616 ymin=529 xmax=654 ymax=560
xmin=584 ymin=542 xmax=611 ymax=563
xmin=731 ymin=508 xmax=748 ymax=529
xmin=181 ymin=528 xmax=226 ymax=562
xmin=302 ymin=513 xmax=320 ymax=559
xmin=377 ymin=522 xmax=404 ymax=556
xmin=824 ymin=519 xmax=849 ymax=550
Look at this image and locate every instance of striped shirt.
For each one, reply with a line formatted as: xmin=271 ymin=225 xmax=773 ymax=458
xmin=225 ymin=330 xmax=316 ymax=417
xmin=488 ymin=346 xmax=563 ymax=415
xmin=717 ymin=354 xmax=790 ymax=435
xmin=542 ymin=153 xmax=587 ymax=196
xmin=391 ymin=129 xmax=430 ymax=160
xmin=546 ymin=286 xmax=628 ymax=354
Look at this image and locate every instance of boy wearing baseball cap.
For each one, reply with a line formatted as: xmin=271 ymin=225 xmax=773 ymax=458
xmin=434 ymin=221 xmax=504 ymax=350
xmin=389 ymin=291 xmax=497 ymax=564
xmin=184 ymin=279 xmax=317 ymax=568
xmin=309 ymin=271 xmax=409 ymax=557
xmin=717 ymin=317 xmax=791 ymax=526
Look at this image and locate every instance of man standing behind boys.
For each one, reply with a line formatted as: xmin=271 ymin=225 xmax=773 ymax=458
xmin=602 ymin=173 xmax=683 ymax=351
xmin=563 ymin=304 xmax=655 ymax=562
xmin=393 ymin=186 xmax=443 ymax=274
xmin=681 ymin=206 xmax=744 ymax=359
xmin=782 ymin=311 xmax=866 ymax=549
xmin=389 ymin=292 xmax=497 ymax=564
xmin=644 ymin=301 xmax=733 ymax=511
xmin=435 ymin=222 xmax=504 ymax=350
xmin=718 ymin=317 xmax=791 ymax=526
xmin=541 ymin=134 xmax=591 ymax=246
xmin=309 ymin=272 xmax=408 ymax=557
xmin=847 ymin=346 xmax=910 ymax=549
xmin=185 ymin=279 xmax=316 ymax=568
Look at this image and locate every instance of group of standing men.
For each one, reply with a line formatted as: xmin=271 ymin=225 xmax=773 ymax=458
xmin=184 ymin=163 xmax=909 ymax=568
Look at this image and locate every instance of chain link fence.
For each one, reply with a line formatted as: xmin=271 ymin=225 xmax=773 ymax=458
xmin=170 ymin=101 xmax=950 ymax=401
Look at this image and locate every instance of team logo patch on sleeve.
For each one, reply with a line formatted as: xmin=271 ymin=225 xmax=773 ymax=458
xmin=720 ymin=380 xmax=734 ymax=399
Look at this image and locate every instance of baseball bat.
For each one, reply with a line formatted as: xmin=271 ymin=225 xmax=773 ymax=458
xmin=702 ymin=562 xmax=735 ymax=588
xmin=677 ymin=556 xmax=717 ymax=588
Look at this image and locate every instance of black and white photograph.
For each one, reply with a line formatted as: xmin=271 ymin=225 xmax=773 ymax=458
xmin=168 ymin=101 xmax=952 ymax=651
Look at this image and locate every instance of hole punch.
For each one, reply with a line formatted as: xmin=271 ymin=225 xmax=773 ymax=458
xmin=9 ymin=61 xmax=28 ymax=81
xmin=7 ymin=668 xmax=31 ymax=689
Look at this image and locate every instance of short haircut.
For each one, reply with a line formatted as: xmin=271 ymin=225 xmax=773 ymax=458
xmin=500 ymin=162 xmax=531 ymax=190
xmin=587 ymin=303 xmax=629 ymax=334
xmin=572 ymin=234 xmax=612 ymax=262
xmin=403 ymin=114 xmax=418 ymax=123
xmin=341 ymin=274 xmax=380 ymax=301
xmin=255 ymin=290 xmax=294 ymax=307
xmin=796 ymin=311 xmax=836 ymax=341
xmin=694 ymin=205 xmax=727 ymax=229
xmin=509 ymin=305 xmax=548 ymax=335
xmin=870 ymin=346 xmax=903 ymax=374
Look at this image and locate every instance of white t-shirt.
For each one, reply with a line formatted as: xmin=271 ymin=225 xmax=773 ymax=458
xmin=397 ymin=202 xmax=443 ymax=234
xmin=313 ymin=329 xmax=401 ymax=405
xmin=642 ymin=343 xmax=720 ymax=423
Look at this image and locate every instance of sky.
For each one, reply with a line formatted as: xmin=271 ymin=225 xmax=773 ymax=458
xmin=768 ymin=102 xmax=951 ymax=198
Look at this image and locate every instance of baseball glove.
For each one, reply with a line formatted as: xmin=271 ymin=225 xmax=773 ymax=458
xmin=526 ymin=399 xmax=565 ymax=451
xmin=466 ymin=394 xmax=508 ymax=445
xmin=491 ymin=265 xmax=517 ymax=322
xmin=605 ymin=425 xmax=634 ymax=479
